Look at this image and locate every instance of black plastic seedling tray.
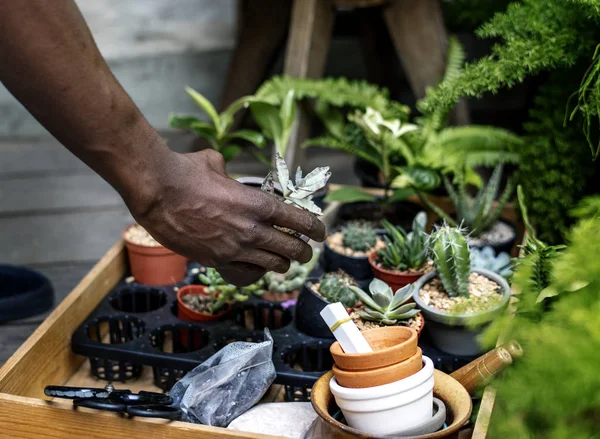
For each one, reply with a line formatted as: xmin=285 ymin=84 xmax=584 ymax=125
xmin=71 ymin=262 xmax=477 ymax=401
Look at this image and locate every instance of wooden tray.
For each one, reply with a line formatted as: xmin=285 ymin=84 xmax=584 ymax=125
xmin=0 ymin=188 xmax=513 ymax=438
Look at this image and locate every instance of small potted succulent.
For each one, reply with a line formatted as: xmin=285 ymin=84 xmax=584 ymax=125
xmin=350 ymin=279 xmax=424 ymax=335
xmin=177 ymin=268 xmax=261 ymax=322
xmin=323 ymin=221 xmax=384 ymax=281
xmin=260 ymin=252 xmax=318 ymax=302
xmin=295 ymin=270 xmax=359 ymax=338
xmin=368 ymin=212 xmax=433 ymax=291
xmin=413 ymin=224 xmax=511 ymax=356
xmin=418 ymin=164 xmax=517 ymax=254
xmin=122 ymin=223 xmax=187 ymax=286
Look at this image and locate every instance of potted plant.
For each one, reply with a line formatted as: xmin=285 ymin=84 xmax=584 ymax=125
xmin=177 ymin=268 xmax=261 ymax=322
xmin=122 ymin=224 xmax=187 ymax=286
xmin=418 ymin=164 xmax=517 ymax=254
xmin=368 ymin=212 xmax=433 ymax=291
xmin=323 ymin=221 xmax=383 ymax=281
xmin=295 ymin=270 xmax=359 ymax=338
xmin=350 ymin=279 xmax=424 ymax=335
xmin=413 ymin=225 xmax=511 ymax=356
xmin=260 ymin=258 xmax=316 ymax=302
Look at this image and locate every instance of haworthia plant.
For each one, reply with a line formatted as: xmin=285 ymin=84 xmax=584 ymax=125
xmin=377 ymin=212 xmax=429 ymax=271
xmin=430 ymin=225 xmax=471 ymax=298
xmin=350 ymin=278 xmax=420 ymax=325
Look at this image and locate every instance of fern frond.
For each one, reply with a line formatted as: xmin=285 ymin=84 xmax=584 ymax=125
xmin=303 ymin=135 xmax=381 ymax=169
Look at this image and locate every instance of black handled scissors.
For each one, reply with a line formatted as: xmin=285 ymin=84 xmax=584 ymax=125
xmin=44 ymin=384 xmax=181 ymax=420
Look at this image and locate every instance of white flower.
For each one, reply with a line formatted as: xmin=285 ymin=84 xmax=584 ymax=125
xmin=361 ymin=107 xmax=417 ymax=138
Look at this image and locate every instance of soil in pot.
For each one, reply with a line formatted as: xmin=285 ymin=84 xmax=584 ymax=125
xmin=467 ymin=220 xmax=517 ymax=255
xmin=324 ymin=230 xmax=384 ymax=280
xmin=123 ymin=224 xmax=187 ymax=285
xmin=177 ymin=285 xmax=230 ymax=322
xmin=369 ymin=253 xmax=434 ymax=291
xmin=418 ymin=273 xmax=504 ymax=315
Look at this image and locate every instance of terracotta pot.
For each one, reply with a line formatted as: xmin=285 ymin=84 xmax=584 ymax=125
xmin=123 ymin=225 xmax=187 ymax=286
xmin=368 ymin=252 xmax=425 ymax=292
xmin=331 ymin=326 xmax=418 ymax=371
xmin=176 ymin=285 xmax=230 ymax=322
xmin=309 ymin=368 xmax=472 ymax=439
xmin=333 ymin=347 xmax=423 ymax=388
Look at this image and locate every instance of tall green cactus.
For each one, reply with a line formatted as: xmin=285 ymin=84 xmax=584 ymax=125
xmin=431 ymin=225 xmax=471 ymax=297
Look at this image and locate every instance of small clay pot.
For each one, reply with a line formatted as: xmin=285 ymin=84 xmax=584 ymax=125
xmin=176 ymin=285 xmax=230 ymax=322
xmin=123 ymin=225 xmax=187 ymax=286
xmin=333 ymin=347 xmax=423 ymax=388
xmin=330 ymin=326 xmax=418 ymax=371
xmin=368 ymin=251 xmax=425 ymax=292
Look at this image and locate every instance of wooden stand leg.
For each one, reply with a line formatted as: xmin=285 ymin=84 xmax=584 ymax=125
xmin=383 ymin=0 xmax=470 ymax=124
xmin=281 ymin=0 xmax=335 ymax=169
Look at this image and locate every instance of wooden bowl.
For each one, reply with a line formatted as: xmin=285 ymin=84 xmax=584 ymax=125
xmin=330 ymin=326 xmax=418 ymax=371
xmin=310 ymin=369 xmax=472 ymax=438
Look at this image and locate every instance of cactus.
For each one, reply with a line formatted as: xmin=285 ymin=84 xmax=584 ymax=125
xmin=350 ymin=279 xmax=420 ymax=325
xmin=199 ymin=268 xmax=261 ymax=313
xmin=262 ymin=250 xmax=319 ymax=295
xmin=377 ymin=212 xmax=429 ymax=271
xmin=341 ymin=221 xmax=377 ymax=252
xmin=418 ymin=164 xmax=514 ymax=237
xmin=262 ymin=153 xmax=330 ymax=216
xmin=317 ymin=270 xmax=359 ymax=308
xmin=430 ymin=225 xmax=471 ymax=298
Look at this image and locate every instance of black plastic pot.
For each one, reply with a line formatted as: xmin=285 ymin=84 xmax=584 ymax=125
xmin=295 ymin=278 xmax=334 ymax=339
xmin=468 ymin=220 xmax=518 ymax=256
xmin=335 ymin=199 xmax=422 ymax=231
xmin=353 ymin=158 xmax=384 ymax=188
xmin=0 ymin=265 xmax=54 ymax=322
xmin=323 ymin=229 xmax=377 ymax=282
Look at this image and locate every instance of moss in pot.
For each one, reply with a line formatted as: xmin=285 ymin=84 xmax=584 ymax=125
xmin=350 ymin=278 xmax=424 ymax=335
xmin=418 ymin=164 xmax=517 ymax=255
xmin=412 ymin=225 xmax=511 ymax=356
xmin=368 ymin=212 xmax=434 ymax=291
xmin=295 ymin=270 xmax=359 ymax=338
xmin=324 ymin=221 xmax=384 ymax=281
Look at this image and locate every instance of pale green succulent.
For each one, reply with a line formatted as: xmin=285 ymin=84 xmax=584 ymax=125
xmin=261 ymin=249 xmax=319 ymax=295
xmin=430 ymin=224 xmax=471 ymax=298
xmin=199 ymin=268 xmax=262 ymax=313
xmin=350 ymin=278 xmax=420 ymax=325
xmin=262 ymin=153 xmax=330 ymax=215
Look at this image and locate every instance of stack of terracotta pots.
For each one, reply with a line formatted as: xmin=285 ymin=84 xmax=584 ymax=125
xmin=329 ymin=326 xmax=437 ymax=436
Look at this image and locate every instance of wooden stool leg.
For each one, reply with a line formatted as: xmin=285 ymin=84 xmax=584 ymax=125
xmin=383 ymin=0 xmax=470 ymax=124
xmin=281 ymin=0 xmax=335 ymax=169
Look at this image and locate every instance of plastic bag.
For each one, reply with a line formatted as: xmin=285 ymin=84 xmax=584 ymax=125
xmin=170 ymin=328 xmax=276 ymax=427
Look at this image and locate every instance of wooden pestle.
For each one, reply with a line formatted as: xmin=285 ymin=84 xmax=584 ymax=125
xmin=450 ymin=341 xmax=523 ymax=395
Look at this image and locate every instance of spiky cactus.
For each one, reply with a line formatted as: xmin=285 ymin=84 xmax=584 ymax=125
xmin=377 ymin=212 xmax=429 ymax=271
xmin=318 ymin=270 xmax=358 ymax=308
xmin=341 ymin=221 xmax=377 ymax=252
xmin=430 ymin=225 xmax=471 ymax=298
xmin=262 ymin=153 xmax=330 ymax=216
xmin=350 ymin=279 xmax=420 ymax=325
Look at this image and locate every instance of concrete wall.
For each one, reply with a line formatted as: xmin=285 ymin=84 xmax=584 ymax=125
xmin=0 ymin=0 xmax=237 ymax=136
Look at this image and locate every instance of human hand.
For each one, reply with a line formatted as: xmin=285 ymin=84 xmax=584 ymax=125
xmin=127 ymin=149 xmax=326 ymax=286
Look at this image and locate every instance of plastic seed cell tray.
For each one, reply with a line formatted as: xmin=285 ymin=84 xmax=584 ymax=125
xmin=72 ymin=262 xmax=477 ymax=400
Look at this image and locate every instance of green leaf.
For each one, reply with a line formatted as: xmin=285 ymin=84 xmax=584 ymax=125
xmin=303 ymin=136 xmax=382 ymax=169
xmin=225 ymin=129 xmax=266 ymax=148
xmin=324 ymin=187 xmax=377 ymax=204
xmin=278 ymin=90 xmax=297 ymax=157
xmin=250 ymin=101 xmax=283 ymax=144
xmin=387 ymin=188 xmax=415 ymax=203
xmin=391 ymin=166 xmax=441 ymax=191
xmin=220 ymin=144 xmax=242 ymax=162
xmin=185 ymin=87 xmax=220 ymax=129
xmin=314 ymin=101 xmax=346 ymax=138
xmin=168 ymin=114 xmax=202 ymax=129
xmin=219 ymin=96 xmax=263 ymax=131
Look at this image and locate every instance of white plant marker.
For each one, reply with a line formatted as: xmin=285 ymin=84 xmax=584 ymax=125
xmin=320 ymin=302 xmax=373 ymax=354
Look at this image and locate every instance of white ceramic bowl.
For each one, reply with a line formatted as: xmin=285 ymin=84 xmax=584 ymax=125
xmin=329 ymin=356 xmax=434 ymax=435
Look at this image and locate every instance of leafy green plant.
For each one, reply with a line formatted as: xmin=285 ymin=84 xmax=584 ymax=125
xmin=350 ymin=279 xmax=420 ymax=325
xmin=261 ymin=153 xmax=330 ymax=216
xmin=199 ymin=268 xmax=263 ymax=313
xmin=430 ymin=225 xmax=471 ymax=298
xmin=169 ymin=87 xmax=267 ymax=163
xmin=377 ymin=212 xmax=429 ymax=271
xmin=341 ymin=221 xmax=377 ymax=252
xmin=317 ymin=270 xmax=359 ymax=308
xmin=418 ymin=164 xmax=515 ymax=237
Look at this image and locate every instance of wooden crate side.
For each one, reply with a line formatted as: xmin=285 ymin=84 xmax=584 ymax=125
xmin=0 ymin=393 xmax=286 ymax=439
xmin=0 ymin=240 xmax=126 ymax=398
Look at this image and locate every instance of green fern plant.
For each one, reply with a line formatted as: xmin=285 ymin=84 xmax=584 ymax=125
xmin=350 ymin=279 xmax=420 ymax=325
xmin=430 ymin=225 xmax=471 ymax=298
xmin=169 ymin=87 xmax=267 ymax=163
xmin=377 ymin=213 xmax=429 ymax=271
xmin=317 ymin=270 xmax=359 ymax=308
xmin=418 ymin=164 xmax=515 ymax=237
